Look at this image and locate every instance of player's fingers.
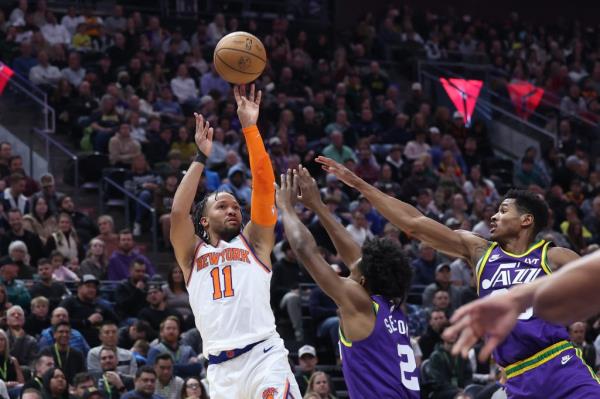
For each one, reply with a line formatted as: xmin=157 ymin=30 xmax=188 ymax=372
xmin=255 ymin=89 xmax=262 ymax=105
xmin=450 ymin=303 xmax=475 ymax=324
xmin=207 ymin=127 xmax=214 ymax=142
xmin=279 ymin=173 xmax=286 ymax=189
xmin=233 ymin=86 xmax=240 ymax=103
xmin=286 ymin=168 xmax=293 ymax=188
xmin=292 ymin=169 xmax=299 ymax=193
xmin=479 ymin=337 xmax=500 ymax=362
xmin=240 ymin=84 xmax=246 ymax=98
xmin=249 ymin=84 xmax=255 ymax=102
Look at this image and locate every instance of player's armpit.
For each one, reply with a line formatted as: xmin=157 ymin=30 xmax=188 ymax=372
xmin=546 ymin=246 xmax=580 ymax=271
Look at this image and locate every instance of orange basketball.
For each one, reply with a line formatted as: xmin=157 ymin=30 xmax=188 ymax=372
xmin=213 ymin=32 xmax=267 ymax=84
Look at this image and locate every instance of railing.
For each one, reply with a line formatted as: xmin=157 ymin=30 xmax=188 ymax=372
xmin=99 ymin=176 xmax=158 ymax=254
xmin=31 ymin=128 xmax=79 ymax=191
xmin=0 ymin=63 xmax=55 ymax=133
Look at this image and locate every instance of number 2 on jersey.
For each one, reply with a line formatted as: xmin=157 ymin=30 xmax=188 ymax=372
xmin=397 ymin=344 xmax=420 ymax=391
xmin=210 ymin=266 xmax=234 ymax=300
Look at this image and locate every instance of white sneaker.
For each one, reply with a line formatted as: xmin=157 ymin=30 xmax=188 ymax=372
xmin=133 ymin=223 xmax=142 ymax=236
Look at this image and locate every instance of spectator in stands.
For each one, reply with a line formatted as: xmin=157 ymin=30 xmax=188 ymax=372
xmin=306 ymin=371 xmax=337 ymax=399
xmin=95 ymin=215 xmax=119 ymax=259
xmin=80 ymin=239 xmax=107 ymax=280
xmin=153 ymin=86 xmax=184 ymax=124
xmin=30 ymin=257 xmax=70 ymax=309
xmin=89 ymin=95 xmax=122 ymax=153
xmin=515 ymin=156 xmax=548 ymax=189
xmin=107 ymin=230 xmax=155 ymax=281
xmin=39 ymin=367 xmax=70 ymax=399
xmin=104 ymin=5 xmax=126 ymax=35
xmin=121 ymin=366 xmax=162 ymax=399
xmin=162 ymin=265 xmax=191 ymax=323
xmin=0 ymin=258 xmax=30 ymax=309
xmin=218 ymin=164 xmax=251 ymax=208
xmin=59 ymin=274 xmax=119 ymax=347
xmin=93 ymin=346 xmax=134 ymax=399
xmin=6 ymin=304 xmax=37 ymax=366
xmin=271 ymin=240 xmax=313 ymax=342
xmin=39 ymin=306 xmax=89 ymax=354
xmin=5 ymin=156 xmax=39 ymax=197
xmin=309 ymin=264 xmax=341 ymax=360
xmin=29 ymin=50 xmax=61 ymax=89
xmin=25 ymin=296 xmax=50 ymax=337
xmin=422 ymin=263 xmax=462 ymax=310
xmin=170 ymin=65 xmax=198 ymax=106
xmin=345 ymin=211 xmax=374 ymax=246
xmin=72 ymin=373 xmax=96 ymax=398
xmin=199 ymin=65 xmax=229 ymax=98
xmin=419 ymin=309 xmax=448 ymax=360
xmin=39 ymin=321 xmax=85 ymax=384
xmin=23 ymin=196 xmax=57 ymax=245
xmin=61 ymin=52 xmax=85 ymax=88
xmin=152 ymin=353 xmax=184 ymax=399
xmin=45 ymin=212 xmax=85 ymax=263
xmin=11 ymin=42 xmax=37 ymax=79
xmin=118 ymin=320 xmax=152 ymax=351
xmin=147 ymin=316 xmax=198 ymax=377
xmin=108 ymin=124 xmax=142 ymax=168
xmin=295 ymin=345 xmax=318 ymax=394
xmin=123 ymin=154 xmax=162 ymax=236
xmin=138 ymin=281 xmax=182 ymax=333
xmin=404 ymin=129 xmax=430 ymax=161
xmin=2 ymin=173 xmax=29 ymax=214
xmin=5 ymin=240 xmax=35 ymax=279
xmin=322 ymin=130 xmax=356 ymax=165
xmin=41 ymin=12 xmax=70 ymax=47
xmin=410 ymin=243 xmax=440 ymax=286
xmin=569 ymin=321 xmax=596 ymax=371
xmin=57 ymin=195 xmax=98 ymax=246
xmin=154 ymin=174 xmax=178 ymax=250
xmin=180 ymin=376 xmax=208 ymax=399
xmin=87 ymin=321 xmax=137 ymax=376
xmin=0 ymin=143 xmax=11 ymax=182
xmin=22 ymin=354 xmax=54 ymax=392
xmin=0 ymin=327 xmax=23 ymax=390
xmin=49 ymin=251 xmax=79 ymax=282
xmin=428 ymin=328 xmax=473 ymax=398
xmin=114 ymin=260 xmax=148 ymax=320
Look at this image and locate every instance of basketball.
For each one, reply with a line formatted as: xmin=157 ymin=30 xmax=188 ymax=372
xmin=213 ymin=31 xmax=267 ymax=84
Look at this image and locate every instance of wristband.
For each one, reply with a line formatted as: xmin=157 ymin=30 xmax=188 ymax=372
xmin=194 ymin=152 xmax=208 ymax=165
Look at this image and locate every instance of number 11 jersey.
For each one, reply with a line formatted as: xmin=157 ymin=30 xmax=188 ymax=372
xmin=339 ymin=295 xmax=420 ymax=398
xmin=187 ymin=233 xmax=277 ymax=357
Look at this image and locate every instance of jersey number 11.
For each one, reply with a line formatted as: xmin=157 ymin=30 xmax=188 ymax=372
xmin=210 ymin=266 xmax=235 ymax=300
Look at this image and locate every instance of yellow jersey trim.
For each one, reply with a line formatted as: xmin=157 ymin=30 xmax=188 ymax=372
xmin=540 ymin=241 xmax=552 ymax=275
xmin=476 ymin=242 xmax=497 ymax=296
xmin=575 ymin=347 xmax=600 ymax=384
xmin=498 ymin=240 xmax=546 ymax=258
xmin=338 ymin=301 xmax=380 ymax=348
xmin=505 ymin=340 xmax=571 ymax=379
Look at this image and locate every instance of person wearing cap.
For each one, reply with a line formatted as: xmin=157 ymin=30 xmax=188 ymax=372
xmin=59 ymin=274 xmax=119 ymax=347
xmin=422 ymin=263 xmax=462 ymax=311
xmin=137 ymin=280 xmax=183 ymax=333
xmin=38 ymin=321 xmax=86 ymax=384
xmin=322 ymin=130 xmax=357 ymax=166
xmin=294 ymin=345 xmax=319 ymax=394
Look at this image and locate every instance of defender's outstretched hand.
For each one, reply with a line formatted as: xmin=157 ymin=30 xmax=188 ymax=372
xmin=194 ymin=113 xmax=214 ymax=156
xmin=234 ymin=84 xmax=262 ymax=128
xmin=296 ymin=165 xmax=323 ymax=211
xmin=275 ymin=169 xmax=299 ymax=213
xmin=315 ymin=156 xmax=364 ymax=189
xmin=443 ymin=291 xmax=523 ymax=362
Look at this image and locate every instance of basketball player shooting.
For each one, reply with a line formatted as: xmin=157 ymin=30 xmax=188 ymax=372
xmin=275 ymin=166 xmax=420 ymax=398
xmin=170 ymin=84 xmax=301 ymax=399
xmin=315 ymin=156 xmax=600 ymax=398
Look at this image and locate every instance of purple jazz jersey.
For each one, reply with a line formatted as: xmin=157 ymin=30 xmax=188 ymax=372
xmin=477 ymin=240 xmax=569 ymax=366
xmin=339 ymin=295 xmax=420 ymax=399
xmin=506 ymin=347 xmax=600 ymax=398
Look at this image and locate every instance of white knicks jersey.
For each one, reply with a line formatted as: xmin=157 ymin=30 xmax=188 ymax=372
xmin=186 ymin=233 xmax=277 ymax=356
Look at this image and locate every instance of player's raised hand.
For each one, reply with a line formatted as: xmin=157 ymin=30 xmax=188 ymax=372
xmin=274 ymin=169 xmax=298 ymax=212
xmin=443 ymin=292 xmax=521 ymax=362
xmin=315 ymin=156 xmax=363 ymax=189
xmin=296 ymin=165 xmax=323 ymax=211
xmin=193 ymin=113 xmax=214 ymax=157
xmin=234 ymin=84 xmax=262 ymax=128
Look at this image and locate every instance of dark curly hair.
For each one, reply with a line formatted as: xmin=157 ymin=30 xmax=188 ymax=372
xmin=503 ymin=189 xmax=549 ymax=236
xmin=358 ymin=238 xmax=412 ymax=305
xmin=192 ymin=191 xmax=219 ymax=242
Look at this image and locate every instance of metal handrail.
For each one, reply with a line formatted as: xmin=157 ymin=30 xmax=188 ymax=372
xmin=31 ymin=128 xmax=79 ymax=190
xmin=1 ymin=63 xmax=56 ymax=132
xmin=100 ymin=176 xmax=158 ymax=253
xmin=420 ymin=70 xmax=556 ymax=142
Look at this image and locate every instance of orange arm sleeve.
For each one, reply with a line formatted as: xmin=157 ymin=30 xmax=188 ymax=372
xmin=243 ymin=125 xmax=277 ymax=226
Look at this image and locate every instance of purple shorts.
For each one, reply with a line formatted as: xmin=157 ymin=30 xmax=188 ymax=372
xmin=505 ymin=347 xmax=600 ymax=399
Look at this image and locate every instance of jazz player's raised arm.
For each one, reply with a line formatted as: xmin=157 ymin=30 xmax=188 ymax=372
xmin=315 ymin=156 xmax=488 ymax=265
xmin=295 ymin=166 xmax=361 ymax=269
xmin=275 ymin=170 xmax=372 ymax=316
xmin=170 ymin=114 xmax=213 ymax=280
xmin=234 ymin=85 xmax=277 ymax=267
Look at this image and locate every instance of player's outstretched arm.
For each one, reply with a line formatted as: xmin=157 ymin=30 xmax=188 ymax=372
xmin=234 ymin=84 xmax=276 ymax=266
xmin=170 ymin=114 xmax=213 ymax=282
xmin=295 ymin=165 xmax=362 ymax=269
xmin=315 ymin=156 xmax=487 ymax=263
xmin=534 ymin=250 xmax=600 ymax=324
xmin=275 ymin=170 xmax=372 ymax=313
